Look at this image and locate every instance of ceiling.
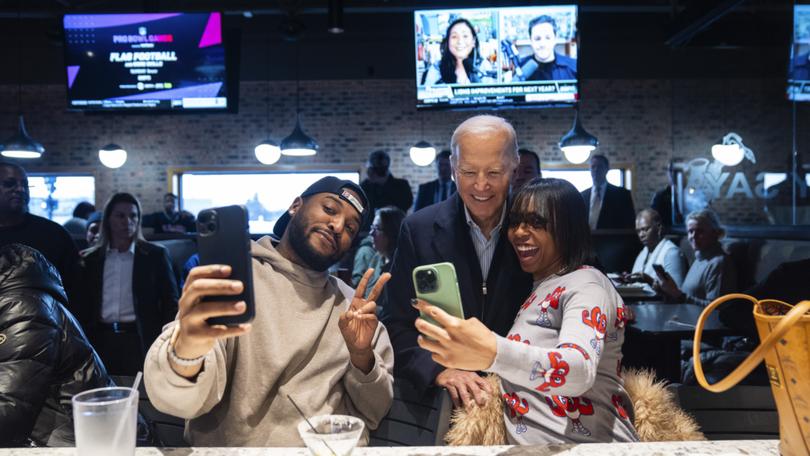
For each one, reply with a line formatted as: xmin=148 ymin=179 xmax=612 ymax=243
xmin=0 ymin=0 xmax=797 ymax=84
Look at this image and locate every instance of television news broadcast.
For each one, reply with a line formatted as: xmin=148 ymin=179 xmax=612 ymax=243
xmin=788 ymin=4 xmax=810 ymax=101
xmin=63 ymin=12 xmax=229 ymax=111
xmin=415 ymin=5 xmax=578 ymax=109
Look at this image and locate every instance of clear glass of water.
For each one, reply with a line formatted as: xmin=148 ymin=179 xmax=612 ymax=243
xmin=72 ymin=387 xmax=138 ymax=456
xmin=297 ymin=415 xmax=365 ymax=456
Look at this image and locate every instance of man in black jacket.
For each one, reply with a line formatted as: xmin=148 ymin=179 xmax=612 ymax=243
xmin=0 ymin=243 xmax=112 ymax=447
xmin=381 ymin=115 xmax=533 ymax=407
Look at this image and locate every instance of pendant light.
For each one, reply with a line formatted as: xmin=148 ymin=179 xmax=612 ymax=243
xmin=2 ymin=116 xmax=45 ymax=159
xmin=98 ymin=143 xmax=127 ymax=168
xmin=281 ymin=42 xmax=318 ymax=156
xmin=327 ymin=0 xmax=344 ymax=34
xmin=255 ymin=28 xmax=280 ymax=165
xmin=559 ymin=106 xmax=598 ymax=164
xmin=1 ymin=4 xmax=44 ymax=159
xmin=410 ymin=115 xmax=436 ymax=166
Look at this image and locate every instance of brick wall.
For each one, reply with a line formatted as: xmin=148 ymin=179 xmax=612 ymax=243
xmin=1 ymin=78 xmax=807 ymax=224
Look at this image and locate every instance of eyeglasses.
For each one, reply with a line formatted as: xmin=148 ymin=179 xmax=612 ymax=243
xmin=508 ymin=212 xmax=547 ymax=230
xmin=370 ymin=224 xmax=383 ymax=233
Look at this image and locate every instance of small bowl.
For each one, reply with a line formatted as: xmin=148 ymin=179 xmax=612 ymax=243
xmin=297 ymin=414 xmax=365 ymax=456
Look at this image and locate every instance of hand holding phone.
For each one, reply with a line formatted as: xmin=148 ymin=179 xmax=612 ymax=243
xmin=413 ymin=262 xmax=465 ymax=328
xmin=196 ymin=205 xmax=255 ymax=326
xmin=651 ymin=264 xmax=671 ymax=282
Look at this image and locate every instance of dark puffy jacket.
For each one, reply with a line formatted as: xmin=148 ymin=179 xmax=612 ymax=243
xmin=0 ymin=243 xmax=112 ymax=447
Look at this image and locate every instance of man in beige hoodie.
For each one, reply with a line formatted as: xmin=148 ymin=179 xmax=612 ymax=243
xmin=144 ymin=177 xmax=394 ymax=446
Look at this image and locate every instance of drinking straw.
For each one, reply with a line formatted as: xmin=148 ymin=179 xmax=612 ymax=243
xmin=287 ymin=394 xmax=337 ymax=456
xmin=111 ymin=371 xmax=142 ymax=448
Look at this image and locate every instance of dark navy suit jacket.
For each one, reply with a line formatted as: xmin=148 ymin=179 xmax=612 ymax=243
xmin=380 ymin=193 xmax=533 ymax=394
xmin=581 ymin=183 xmax=636 ymax=230
xmin=413 ymin=179 xmax=457 ymax=212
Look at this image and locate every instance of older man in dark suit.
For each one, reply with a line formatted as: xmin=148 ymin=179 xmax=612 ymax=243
xmin=414 ymin=150 xmax=456 ymax=211
xmin=381 ymin=115 xmax=533 ymax=408
xmin=581 ymin=154 xmax=635 ymax=230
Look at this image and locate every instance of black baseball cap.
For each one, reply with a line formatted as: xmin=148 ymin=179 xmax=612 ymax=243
xmin=272 ymin=176 xmax=370 ymax=239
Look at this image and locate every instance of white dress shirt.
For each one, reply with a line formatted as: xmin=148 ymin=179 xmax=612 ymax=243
xmin=100 ymin=242 xmax=136 ymax=323
xmin=464 ymin=204 xmax=507 ymax=281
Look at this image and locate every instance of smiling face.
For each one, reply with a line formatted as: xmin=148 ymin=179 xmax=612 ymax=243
xmin=530 ymin=22 xmax=556 ymax=63
xmin=0 ymin=165 xmax=29 ymax=215
xmin=507 ymin=210 xmax=560 ymax=280
xmin=687 ymin=218 xmax=719 ymax=253
xmin=447 ymin=21 xmax=475 ymax=61
xmin=286 ymin=191 xmax=362 ymax=272
xmin=453 ymin=128 xmax=514 ymax=228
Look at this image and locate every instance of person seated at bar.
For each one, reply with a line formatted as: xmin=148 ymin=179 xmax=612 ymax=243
xmin=142 ymin=193 xmax=196 ymax=234
xmin=79 ymin=192 xmax=179 ymax=375
xmin=0 ymin=244 xmax=112 ymax=447
xmin=352 ymin=206 xmax=405 ymax=298
xmin=144 ymin=177 xmax=394 ymax=447
xmin=626 ymin=208 xmax=687 ymax=287
xmin=381 ymin=115 xmax=533 ymax=407
xmin=655 ymin=209 xmax=736 ymax=305
xmin=414 ymin=178 xmax=638 ymax=444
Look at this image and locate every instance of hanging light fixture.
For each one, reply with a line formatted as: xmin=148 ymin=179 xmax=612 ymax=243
xmin=410 ymin=141 xmax=436 ymax=166
xmin=98 ymin=143 xmax=127 ymax=168
xmin=1 ymin=5 xmax=44 ymax=159
xmin=327 ymin=0 xmax=344 ymax=34
xmin=255 ymin=29 xmax=281 ymax=165
xmin=559 ymin=106 xmax=598 ymax=164
xmin=281 ymin=42 xmax=318 ymax=156
xmin=1 ymin=116 xmax=45 ymax=159
xmin=410 ymin=115 xmax=436 ymax=166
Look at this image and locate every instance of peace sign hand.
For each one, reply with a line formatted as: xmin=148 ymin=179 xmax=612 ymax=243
xmin=338 ymin=268 xmax=391 ymax=373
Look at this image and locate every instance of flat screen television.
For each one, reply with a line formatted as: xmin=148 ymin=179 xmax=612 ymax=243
xmin=788 ymin=4 xmax=810 ymax=101
xmin=63 ymin=12 xmax=232 ymax=111
xmin=415 ymin=5 xmax=578 ymax=109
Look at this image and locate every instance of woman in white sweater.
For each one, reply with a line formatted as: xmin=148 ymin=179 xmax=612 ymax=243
xmin=414 ymin=178 xmax=638 ymax=444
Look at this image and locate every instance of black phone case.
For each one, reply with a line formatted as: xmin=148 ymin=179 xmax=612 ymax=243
xmin=196 ymin=205 xmax=255 ymax=325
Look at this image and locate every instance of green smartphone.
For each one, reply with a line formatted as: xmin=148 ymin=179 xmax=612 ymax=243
xmin=412 ymin=262 xmax=465 ymax=327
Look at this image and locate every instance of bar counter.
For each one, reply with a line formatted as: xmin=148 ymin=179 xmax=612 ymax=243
xmin=0 ymin=440 xmax=779 ymax=455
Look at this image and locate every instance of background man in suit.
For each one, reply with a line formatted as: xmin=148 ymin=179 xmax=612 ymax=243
xmin=582 ymin=154 xmax=635 ymax=230
xmin=511 ymin=148 xmax=542 ymax=191
xmin=381 ymin=115 xmax=533 ymax=408
xmin=414 ymin=149 xmax=456 ymax=211
xmin=361 ymin=150 xmax=413 ymax=218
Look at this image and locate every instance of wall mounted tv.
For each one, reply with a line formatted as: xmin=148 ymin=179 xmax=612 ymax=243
xmin=63 ymin=12 xmax=232 ymax=111
xmin=415 ymin=5 xmax=578 ymax=109
xmin=788 ymin=4 xmax=810 ymax=101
